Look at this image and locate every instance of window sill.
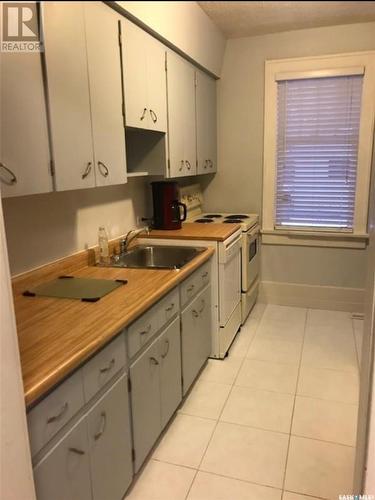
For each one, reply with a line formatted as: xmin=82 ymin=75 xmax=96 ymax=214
xmin=261 ymin=229 xmax=369 ymax=249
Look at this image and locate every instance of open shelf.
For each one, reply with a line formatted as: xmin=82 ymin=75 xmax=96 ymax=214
xmin=127 ymin=172 xmax=149 ymax=178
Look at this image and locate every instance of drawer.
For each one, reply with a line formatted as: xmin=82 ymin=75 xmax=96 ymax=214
xmin=27 ymin=369 xmax=84 ymax=457
xmin=82 ymin=334 xmax=126 ymax=403
xmin=157 ymin=287 xmax=179 ymax=329
xmin=180 ymin=261 xmax=211 ymax=307
xmin=127 ymin=307 xmax=159 ymax=359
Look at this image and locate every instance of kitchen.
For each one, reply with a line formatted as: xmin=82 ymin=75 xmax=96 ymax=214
xmin=1 ymin=2 xmax=375 ymax=500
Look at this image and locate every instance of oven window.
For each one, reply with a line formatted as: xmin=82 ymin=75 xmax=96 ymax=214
xmin=249 ymin=239 xmax=257 ymax=262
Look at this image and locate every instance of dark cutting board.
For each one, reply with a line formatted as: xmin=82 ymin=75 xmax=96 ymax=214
xmin=23 ymin=276 xmax=127 ymax=302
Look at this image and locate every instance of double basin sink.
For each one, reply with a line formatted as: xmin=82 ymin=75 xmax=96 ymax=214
xmin=103 ymin=245 xmax=206 ymax=270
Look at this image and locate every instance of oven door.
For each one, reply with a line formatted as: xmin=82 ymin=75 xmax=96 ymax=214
xmin=242 ymin=226 xmax=260 ymax=291
xmin=218 ymin=235 xmax=241 ymax=327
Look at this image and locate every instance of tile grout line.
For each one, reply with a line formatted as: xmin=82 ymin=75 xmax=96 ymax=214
xmin=183 ymin=305 xmax=267 ymax=500
xmin=281 ymin=306 xmax=309 ymax=495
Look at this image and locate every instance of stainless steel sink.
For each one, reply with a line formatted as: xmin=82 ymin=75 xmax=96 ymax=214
xmin=104 ymin=245 xmax=206 ymax=270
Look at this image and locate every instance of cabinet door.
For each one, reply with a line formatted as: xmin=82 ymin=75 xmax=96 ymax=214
xmin=121 ymin=19 xmax=149 ymax=129
xmin=196 ymin=71 xmax=217 ymax=174
xmin=87 ymin=375 xmax=133 ymax=500
xmin=166 ymin=52 xmax=197 ymax=178
xmin=181 ymin=285 xmax=212 ymax=395
xmin=43 ymin=1 xmax=95 ymax=191
xmin=158 ymin=317 xmax=182 ymax=428
xmin=130 ymin=339 xmax=161 ymax=472
xmin=84 ymin=2 xmax=127 ymax=187
xmin=146 ymin=38 xmax=167 ymax=133
xmin=0 ymin=49 xmax=52 ymax=198
xmin=33 ymin=416 xmax=91 ymax=500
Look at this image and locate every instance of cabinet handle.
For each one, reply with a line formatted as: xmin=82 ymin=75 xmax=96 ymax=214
xmin=185 ymin=160 xmax=192 ymax=170
xmin=0 ymin=162 xmax=17 ymax=185
xmin=161 ymin=340 xmax=170 ymax=359
xmin=199 ymin=299 xmax=206 ymax=314
xmin=140 ymin=324 xmax=152 ymax=336
xmin=140 ymin=108 xmax=147 ymax=121
xmin=209 ymin=159 xmax=214 ymax=169
xmin=192 ymin=309 xmax=199 ymax=318
xmin=204 ymin=160 xmax=208 ymax=170
xmin=47 ymin=402 xmax=69 ymax=424
xmin=99 ymin=358 xmax=115 ymax=373
xmin=179 ymin=160 xmax=184 ymax=172
xmin=165 ymin=303 xmax=175 ymax=312
xmin=82 ymin=162 xmax=92 ymax=179
xmin=201 ymin=271 xmax=209 ymax=279
xmin=94 ymin=412 xmax=107 ymax=441
xmin=69 ymin=447 xmax=85 ymax=456
xmin=187 ymin=285 xmax=195 ymax=293
xmin=149 ymin=356 xmax=159 ymax=366
xmin=149 ymin=109 xmax=158 ymax=123
xmin=98 ymin=161 xmax=109 ymax=178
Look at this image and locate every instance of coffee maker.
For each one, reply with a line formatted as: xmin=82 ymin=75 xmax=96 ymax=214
xmin=151 ymin=181 xmax=187 ymax=230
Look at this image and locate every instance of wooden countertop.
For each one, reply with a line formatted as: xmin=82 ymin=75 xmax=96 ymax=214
xmin=143 ymin=222 xmax=242 ymax=241
xmin=12 ymin=247 xmax=214 ymax=408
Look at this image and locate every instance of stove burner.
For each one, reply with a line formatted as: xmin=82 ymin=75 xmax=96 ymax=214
xmin=225 ymin=214 xmax=249 ymax=219
xmin=195 ymin=218 xmax=214 ymax=223
xmin=223 ymin=219 xmax=243 ymax=224
xmin=204 ymin=214 xmax=222 ymax=218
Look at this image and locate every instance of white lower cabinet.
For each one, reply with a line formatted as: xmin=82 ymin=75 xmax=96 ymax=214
xmin=87 ymin=375 xmax=133 ymax=500
xmin=181 ymin=285 xmax=212 ymax=395
xmin=33 ymin=415 xmax=92 ymax=500
xmin=33 ymin=374 xmax=132 ymax=500
xmin=130 ymin=316 xmax=181 ymax=472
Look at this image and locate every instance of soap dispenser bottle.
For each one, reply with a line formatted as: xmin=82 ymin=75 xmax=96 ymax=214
xmin=98 ymin=226 xmax=110 ymax=264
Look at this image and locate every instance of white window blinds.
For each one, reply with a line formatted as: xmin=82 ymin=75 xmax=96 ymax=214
xmin=275 ymin=74 xmax=363 ymax=230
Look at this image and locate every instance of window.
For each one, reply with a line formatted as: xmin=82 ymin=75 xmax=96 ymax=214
xmin=262 ymin=53 xmax=375 ymax=248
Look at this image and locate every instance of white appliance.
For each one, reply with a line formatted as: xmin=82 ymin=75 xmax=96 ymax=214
xmin=180 ymin=184 xmax=260 ymax=325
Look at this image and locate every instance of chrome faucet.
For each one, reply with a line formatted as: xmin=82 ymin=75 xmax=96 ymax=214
xmin=120 ymin=227 xmax=149 ymax=254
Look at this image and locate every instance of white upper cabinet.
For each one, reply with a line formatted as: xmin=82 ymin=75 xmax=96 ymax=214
xmin=166 ymin=52 xmax=197 ymax=178
xmin=43 ymin=2 xmax=95 ymax=191
xmin=43 ymin=2 xmax=126 ymax=191
xmin=121 ymin=19 xmax=167 ymax=133
xmin=0 ymin=50 xmax=52 ymax=198
xmin=196 ymin=71 xmax=217 ymax=174
xmin=84 ymin=2 xmax=127 ymax=187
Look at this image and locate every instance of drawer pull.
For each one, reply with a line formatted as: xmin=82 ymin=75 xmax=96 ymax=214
xmin=199 ymin=299 xmax=206 ymax=314
xmin=46 ymin=402 xmax=68 ymax=424
xmin=94 ymin=412 xmax=107 ymax=441
xmin=187 ymin=285 xmax=195 ymax=293
xmin=161 ymin=340 xmax=170 ymax=359
xmin=165 ymin=303 xmax=175 ymax=312
xmin=69 ymin=447 xmax=85 ymax=456
xmin=201 ymin=272 xmax=209 ymax=279
xmin=149 ymin=356 xmax=159 ymax=366
xmin=140 ymin=324 xmax=152 ymax=336
xmin=99 ymin=358 xmax=115 ymax=374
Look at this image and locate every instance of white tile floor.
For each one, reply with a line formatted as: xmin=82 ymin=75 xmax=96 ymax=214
xmin=125 ymin=303 xmax=363 ymax=500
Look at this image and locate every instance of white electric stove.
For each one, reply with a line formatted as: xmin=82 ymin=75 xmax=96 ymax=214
xmin=181 ymin=185 xmax=260 ymax=325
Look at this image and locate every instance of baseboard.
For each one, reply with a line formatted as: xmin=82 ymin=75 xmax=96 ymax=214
xmin=259 ymin=280 xmax=364 ymax=313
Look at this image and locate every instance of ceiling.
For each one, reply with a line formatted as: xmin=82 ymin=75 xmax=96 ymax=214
xmin=198 ymin=1 xmax=375 ymax=38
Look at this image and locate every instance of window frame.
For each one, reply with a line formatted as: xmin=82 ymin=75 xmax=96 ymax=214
xmin=262 ymin=51 xmax=375 ymax=249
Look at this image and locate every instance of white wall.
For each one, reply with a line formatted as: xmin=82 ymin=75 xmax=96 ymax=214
xmin=2 ymin=179 xmax=149 ymax=275
xmin=115 ymin=1 xmax=226 ymax=76
xmin=203 ymin=21 xmax=375 ymax=290
xmin=0 ymin=202 xmax=36 ymax=500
